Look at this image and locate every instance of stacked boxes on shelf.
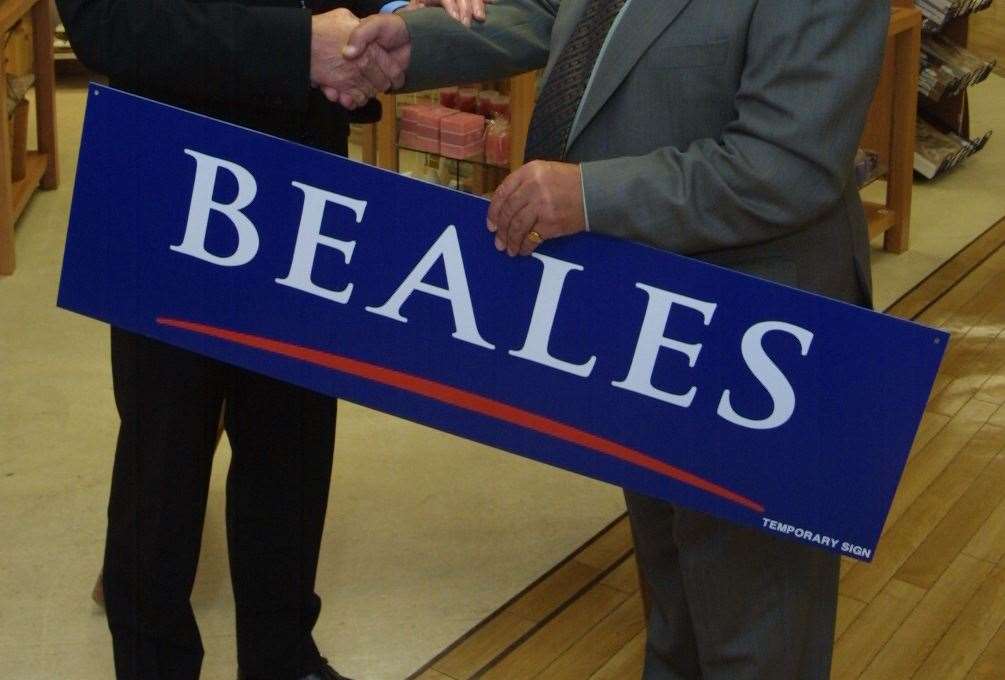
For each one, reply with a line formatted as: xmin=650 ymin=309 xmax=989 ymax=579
xmin=440 ymin=111 xmax=485 ymax=159
xmin=398 ymin=104 xmax=456 ymax=153
xmin=398 ymin=103 xmax=490 ymax=161
xmin=400 ymin=86 xmax=515 ymax=167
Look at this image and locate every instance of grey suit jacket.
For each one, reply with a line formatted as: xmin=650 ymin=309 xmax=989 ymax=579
xmin=402 ymin=0 xmax=889 ymax=305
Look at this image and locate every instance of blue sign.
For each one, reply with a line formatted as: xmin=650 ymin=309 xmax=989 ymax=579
xmin=59 ymin=85 xmax=947 ymax=561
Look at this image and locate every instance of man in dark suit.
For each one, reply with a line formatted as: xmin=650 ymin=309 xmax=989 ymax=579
xmin=56 ymin=1 xmax=473 ymax=678
xmin=344 ymin=1 xmax=888 ymax=677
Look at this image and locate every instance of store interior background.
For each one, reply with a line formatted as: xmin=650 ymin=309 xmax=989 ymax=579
xmin=1 ymin=4 xmax=1004 ymax=679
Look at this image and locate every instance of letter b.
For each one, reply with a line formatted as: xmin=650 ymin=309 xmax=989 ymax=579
xmin=171 ymin=149 xmax=260 ymax=266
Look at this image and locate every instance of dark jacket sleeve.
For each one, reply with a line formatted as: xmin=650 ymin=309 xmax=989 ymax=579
xmin=56 ymin=0 xmax=315 ymax=111
xmin=347 ymin=0 xmax=389 ymax=17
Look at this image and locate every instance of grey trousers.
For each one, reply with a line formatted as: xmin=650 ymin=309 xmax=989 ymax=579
xmin=625 ymin=491 xmax=840 ymax=680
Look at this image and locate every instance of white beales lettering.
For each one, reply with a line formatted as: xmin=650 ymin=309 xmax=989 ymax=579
xmin=509 ymin=253 xmax=597 ymax=378
xmin=172 ymin=149 xmax=260 ymax=266
xmin=275 ymin=182 xmax=365 ymax=305
xmin=612 ymin=285 xmax=717 ymax=408
xmin=717 ymin=322 xmax=814 ymax=430
xmin=365 ymin=225 xmax=495 ymax=350
xmin=169 ymin=148 xmax=817 ymax=432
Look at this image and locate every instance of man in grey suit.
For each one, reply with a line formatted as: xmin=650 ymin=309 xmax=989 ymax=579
xmin=341 ymin=1 xmax=889 ymax=677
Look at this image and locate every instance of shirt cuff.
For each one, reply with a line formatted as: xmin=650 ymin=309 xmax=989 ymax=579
xmin=580 ymin=166 xmax=591 ymax=232
xmin=381 ymin=1 xmax=410 ymax=12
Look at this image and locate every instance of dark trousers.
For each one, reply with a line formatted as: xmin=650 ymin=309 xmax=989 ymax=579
xmin=625 ymin=491 xmax=840 ymax=680
xmin=104 ymin=327 xmax=338 ymax=680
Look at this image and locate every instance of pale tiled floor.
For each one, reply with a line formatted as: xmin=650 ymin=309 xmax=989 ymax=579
xmin=868 ymin=74 xmax=1005 ymax=311
xmin=0 ymin=74 xmax=1003 ymax=680
xmin=970 ymin=1 xmax=1004 ymax=77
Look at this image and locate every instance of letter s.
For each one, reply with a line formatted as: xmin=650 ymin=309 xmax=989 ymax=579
xmin=717 ymin=321 xmax=813 ymax=430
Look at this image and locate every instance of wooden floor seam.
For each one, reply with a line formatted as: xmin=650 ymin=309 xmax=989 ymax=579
xmin=404 ymin=515 xmax=634 ymax=680
xmin=470 ymin=552 xmax=637 ymax=680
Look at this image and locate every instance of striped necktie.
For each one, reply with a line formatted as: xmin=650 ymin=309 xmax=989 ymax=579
xmin=524 ymin=0 xmax=627 ymax=162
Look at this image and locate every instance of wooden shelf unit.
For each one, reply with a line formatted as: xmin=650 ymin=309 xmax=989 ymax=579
xmin=859 ymin=4 xmax=922 ymax=253
xmin=11 ymin=151 xmax=47 ymax=217
xmin=0 ymin=0 xmax=59 ymax=276
xmin=369 ymin=71 xmax=537 ymax=191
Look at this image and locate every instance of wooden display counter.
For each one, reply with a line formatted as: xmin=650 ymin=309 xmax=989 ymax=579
xmin=859 ymin=5 xmax=922 ymax=254
xmin=0 ymin=0 xmax=59 ymax=275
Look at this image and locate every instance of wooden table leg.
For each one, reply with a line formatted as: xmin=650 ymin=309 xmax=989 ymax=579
xmin=376 ymin=93 xmax=398 ymax=172
xmin=358 ymin=124 xmax=377 ymax=166
xmin=32 ymin=0 xmax=59 ymax=190
xmin=0 ymin=66 xmax=14 ymax=275
xmin=508 ymin=72 xmax=536 ymax=170
xmin=884 ymin=14 xmax=920 ymax=254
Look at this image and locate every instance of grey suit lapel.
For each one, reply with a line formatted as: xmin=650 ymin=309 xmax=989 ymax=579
xmin=566 ymin=0 xmax=692 ymax=149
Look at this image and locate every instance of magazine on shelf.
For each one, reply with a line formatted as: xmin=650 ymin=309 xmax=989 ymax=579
xmin=919 ymin=33 xmax=997 ymax=101
xmin=914 ymin=117 xmax=993 ymax=179
xmin=913 ymin=0 xmax=995 ymax=31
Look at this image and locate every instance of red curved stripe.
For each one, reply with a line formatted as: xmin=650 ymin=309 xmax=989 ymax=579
xmin=156 ymin=317 xmax=765 ymax=514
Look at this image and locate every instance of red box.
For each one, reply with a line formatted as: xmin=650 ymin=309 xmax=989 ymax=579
xmin=439 ymin=87 xmax=459 ymax=109
xmin=440 ymin=140 xmax=485 ymax=160
xmin=398 ymin=119 xmax=441 ymax=138
xmin=457 ymin=87 xmax=478 ymax=113
xmin=398 ymin=130 xmax=440 ymax=153
xmin=440 ymin=112 xmax=485 ymax=149
xmin=399 ymin=104 xmax=458 ymax=153
xmin=400 ymin=103 xmax=456 ymax=126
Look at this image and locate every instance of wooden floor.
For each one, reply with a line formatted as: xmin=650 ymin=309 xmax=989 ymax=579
xmin=408 ymin=218 xmax=1005 ymax=680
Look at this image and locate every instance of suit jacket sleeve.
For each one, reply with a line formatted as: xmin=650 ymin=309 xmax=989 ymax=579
xmin=400 ymin=0 xmax=555 ymax=91
xmin=57 ymin=0 xmax=384 ymax=111
xmin=580 ymin=0 xmax=888 ymax=256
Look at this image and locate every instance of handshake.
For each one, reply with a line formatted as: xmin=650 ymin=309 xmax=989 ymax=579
xmin=310 ymin=0 xmax=488 ymax=110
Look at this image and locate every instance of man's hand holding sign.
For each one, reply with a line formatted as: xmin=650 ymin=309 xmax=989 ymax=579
xmin=328 ymin=11 xmax=589 ymax=257
xmin=487 ymin=161 xmax=587 ymax=256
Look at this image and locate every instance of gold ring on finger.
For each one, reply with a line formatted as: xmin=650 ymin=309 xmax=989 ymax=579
xmin=527 ymin=230 xmax=544 ymax=244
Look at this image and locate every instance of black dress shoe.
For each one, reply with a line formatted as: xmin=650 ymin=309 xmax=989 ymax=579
xmin=302 ymin=664 xmax=354 ymax=680
xmin=237 ymin=662 xmax=354 ymax=680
